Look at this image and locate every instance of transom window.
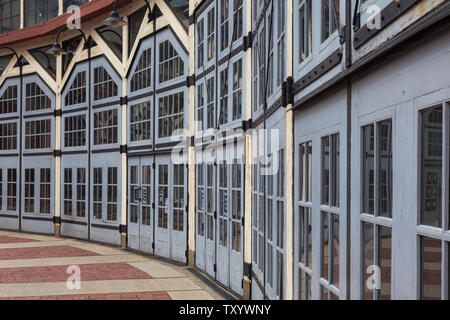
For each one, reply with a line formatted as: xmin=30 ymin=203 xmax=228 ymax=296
xmin=158 ymin=92 xmax=184 ymax=138
xmin=130 ymin=102 xmax=151 ymax=142
xmin=361 ymin=119 xmax=392 ymax=300
xmin=159 ymin=41 xmax=184 ymax=83
xmin=64 ymin=114 xmax=86 ymax=147
xmin=232 ymin=59 xmax=243 ymax=121
xmin=320 ymin=134 xmax=340 ymax=300
xmin=418 ymin=103 xmax=450 ymax=300
xmin=0 ymin=122 xmax=17 ymax=150
xmin=0 ymin=85 xmax=17 ymax=114
xmin=197 ymin=18 xmax=205 ymax=68
xmin=297 ymin=141 xmax=312 ymax=300
xmin=298 ymin=0 xmax=312 ymax=63
xmin=276 ymin=0 xmax=286 ymax=87
xmin=131 ymin=48 xmax=152 ymax=92
xmin=65 ymin=72 xmax=86 ymax=106
xmin=25 ymin=82 xmax=51 ymax=112
xmin=93 ymin=109 xmax=118 ymax=145
xmin=207 ymin=8 xmax=215 ymax=61
xmin=233 ymin=0 xmax=244 ymax=41
xmin=93 ymin=66 xmax=118 ymax=101
xmin=321 ymin=0 xmax=340 ymax=42
xmin=220 ymin=0 xmax=229 ymax=52
xmin=25 ymin=119 xmax=51 ymax=150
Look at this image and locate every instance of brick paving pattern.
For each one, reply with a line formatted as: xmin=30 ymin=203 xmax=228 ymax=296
xmin=0 ymin=291 xmax=171 ymax=300
xmin=0 ymin=245 xmax=99 ymax=260
xmin=0 ymin=236 xmax=40 ymax=244
xmin=0 ymin=263 xmax=152 ymax=283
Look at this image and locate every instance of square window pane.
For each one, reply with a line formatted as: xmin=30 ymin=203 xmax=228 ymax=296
xmin=420 ymin=236 xmax=441 ymax=300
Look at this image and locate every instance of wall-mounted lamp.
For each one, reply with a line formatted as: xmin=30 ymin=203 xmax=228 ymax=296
xmin=103 ymin=0 xmax=127 ymax=27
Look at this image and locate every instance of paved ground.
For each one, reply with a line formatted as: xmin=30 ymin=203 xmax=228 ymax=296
xmin=0 ymin=231 xmax=224 ymax=300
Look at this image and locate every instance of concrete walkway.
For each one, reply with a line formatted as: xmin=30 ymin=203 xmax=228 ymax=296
xmin=0 ymin=231 xmax=224 ymax=300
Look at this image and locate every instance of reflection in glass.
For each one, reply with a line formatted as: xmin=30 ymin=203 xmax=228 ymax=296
xmin=420 ymin=106 xmax=442 ymax=228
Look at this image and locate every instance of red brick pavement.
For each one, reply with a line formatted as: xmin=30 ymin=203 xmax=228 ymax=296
xmin=0 ymin=291 xmax=171 ymax=300
xmin=0 ymin=245 xmax=99 ymax=260
xmin=0 ymin=262 xmax=152 ymax=283
xmin=0 ymin=236 xmax=40 ymax=244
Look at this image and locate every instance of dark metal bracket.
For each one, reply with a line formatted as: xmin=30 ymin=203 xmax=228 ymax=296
xmin=243 ymin=31 xmax=253 ymax=51
xmin=119 ymin=224 xmax=127 ymax=233
xmin=294 ymin=49 xmax=343 ymax=94
xmin=354 ymin=0 xmax=421 ymax=49
xmin=186 ymin=75 xmax=196 ymax=87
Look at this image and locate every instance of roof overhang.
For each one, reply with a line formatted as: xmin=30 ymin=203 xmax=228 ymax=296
xmin=0 ymin=0 xmax=133 ymax=47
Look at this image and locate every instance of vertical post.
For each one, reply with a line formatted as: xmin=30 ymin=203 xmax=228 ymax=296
xmin=243 ymin=0 xmax=253 ymax=300
xmin=187 ymin=0 xmax=196 ymax=266
xmin=120 ymin=14 xmax=129 ymax=249
xmin=54 ymin=53 xmax=63 ymax=237
xmin=58 ymin=0 xmax=64 ymax=15
xmin=284 ymin=0 xmax=295 ymax=300
xmin=20 ymin=0 xmax=24 ymax=29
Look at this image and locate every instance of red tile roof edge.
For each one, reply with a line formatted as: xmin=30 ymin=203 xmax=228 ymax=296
xmin=0 ymin=0 xmax=133 ymax=47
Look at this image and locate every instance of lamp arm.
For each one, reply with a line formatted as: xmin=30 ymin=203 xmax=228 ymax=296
xmin=0 ymin=46 xmax=20 ymax=63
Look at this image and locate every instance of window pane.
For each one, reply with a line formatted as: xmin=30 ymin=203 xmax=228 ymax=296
xmin=362 ymin=222 xmax=374 ymax=300
xmin=420 ymin=236 xmax=441 ymax=300
xmin=378 ymin=226 xmax=391 ymax=300
xmin=420 ymin=106 xmax=442 ymax=228
xmin=362 ymin=124 xmax=375 ymax=214
xmin=321 ymin=212 xmax=329 ymax=280
xmin=321 ymin=136 xmax=330 ymax=205
xmin=378 ymin=120 xmax=392 ymax=218
xmin=331 ymin=134 xmax=340 ymax=207
xmin=331 ymin=213 xmax=339 ymax=288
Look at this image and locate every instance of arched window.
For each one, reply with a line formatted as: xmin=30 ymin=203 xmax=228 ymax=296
xmin=93 ymin=66 xmax=118 ymax=101
xmin=130 ymin=48 xmax=152 ymax=92
xmin=0 ymin=85 xmax=17 ymax=114
xmin=158 ymin=40 xmax=184 ymax=83
xmin=65 ymin=71 xmax=87 ymax=106
xmin=25 ymin=82 xmax=51 ymax=111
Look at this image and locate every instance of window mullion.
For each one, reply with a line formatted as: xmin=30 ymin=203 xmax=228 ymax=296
xmin=374 ymin=123 xmax=379 ymax=217
xmin=442 ymin=103 xmax=448 ymax=231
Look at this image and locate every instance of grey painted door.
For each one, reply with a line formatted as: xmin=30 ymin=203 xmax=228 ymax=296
xmin=128 ymin=156 xmax=154 ymax=254
xmin=205 ymin=164 xmax=216 ymax=277
xmin=61 ymin=155 xmax=88 ymax=239
xmin=21 ymin=156 xmax=54 ymax=234
xmin=216 ymin=160 xmax=244 ymax=295
xmin=155 ymin=155 xmax=187 ymax=263
xmin=0 ymin=158 xmax=19 ymax=230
